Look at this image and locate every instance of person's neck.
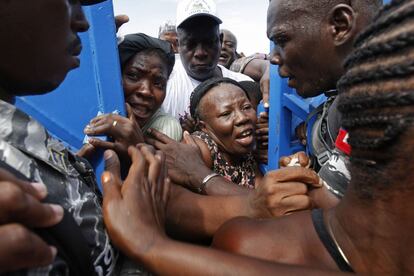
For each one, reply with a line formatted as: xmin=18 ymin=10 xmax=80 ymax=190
xmin=329 ymin=187 xmax=414 ymax=275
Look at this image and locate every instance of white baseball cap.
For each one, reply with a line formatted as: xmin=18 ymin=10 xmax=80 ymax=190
xmin=176 ymin=0 xmax=222 ymax=28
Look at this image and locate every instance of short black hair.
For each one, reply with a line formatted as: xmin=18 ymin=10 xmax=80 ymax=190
xmin=190 ymin=77 xmax=250 ymax=121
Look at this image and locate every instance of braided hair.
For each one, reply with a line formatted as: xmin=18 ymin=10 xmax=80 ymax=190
xmin=337 ymin=0 xmax=414 ymax=199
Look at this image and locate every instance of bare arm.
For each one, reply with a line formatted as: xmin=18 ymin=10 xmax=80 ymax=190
xmin=101 ymin=146 xmax=346 ymax=276
xmin=146 ymin=129 xmax=250 ymax=196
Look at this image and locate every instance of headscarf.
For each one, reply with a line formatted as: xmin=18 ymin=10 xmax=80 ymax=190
xmin=190 ymin=77 xmax=250 ymax=120
xmin=118 ymin=33 xmax=175 ymax=76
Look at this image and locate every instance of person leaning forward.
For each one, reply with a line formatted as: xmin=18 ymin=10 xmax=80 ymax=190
xmin=0 ymin=0 xmax=118 ymax=274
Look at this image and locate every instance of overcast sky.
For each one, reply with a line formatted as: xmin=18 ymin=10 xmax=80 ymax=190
xmin=113 ymin=0 xmax=270 ymax=55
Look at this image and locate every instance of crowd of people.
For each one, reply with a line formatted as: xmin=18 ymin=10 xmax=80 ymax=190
xmin=0 ymin=0 xmax=413 ymax=275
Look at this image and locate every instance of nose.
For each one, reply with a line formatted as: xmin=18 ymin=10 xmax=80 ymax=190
xmin=194 ymin=43 xmax=208 ymax=60
xmin=234 ymin=109 xmax=250 ymax=127
xmin=71 ymin=4 xmax=90 ymax=33
xmin=269 ymin=47 xmax=283 ymax=66
xmin=136 ymin=80 xmax=153 ymax=99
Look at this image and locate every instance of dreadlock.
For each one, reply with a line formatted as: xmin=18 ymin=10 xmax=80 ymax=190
xmin=337 ymin=0 xmax=414 ymax=199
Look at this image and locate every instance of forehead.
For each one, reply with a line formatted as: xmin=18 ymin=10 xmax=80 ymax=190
xmin=126 ymin=51 xmax=168 ymax=74
xmin=202 ymin=83 xmax=248 ymax=106
xmin=267 ymin=0 xmax=313 ymax=37
xmin=221 ymin=31 xmax=236 ymax=43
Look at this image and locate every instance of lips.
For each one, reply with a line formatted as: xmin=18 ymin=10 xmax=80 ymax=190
xmin=235 ymin=128 xmax=254 ymax=147
xmin=128 ymin=101 xmax=153 ymax=120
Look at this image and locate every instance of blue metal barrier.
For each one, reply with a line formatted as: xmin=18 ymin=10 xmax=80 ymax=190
xmin=16 ymin=0 xmax=124 ymax=187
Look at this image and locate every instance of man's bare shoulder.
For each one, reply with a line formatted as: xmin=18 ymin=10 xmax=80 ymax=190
xmin=212 ymin=211 xmax=337 ymax=270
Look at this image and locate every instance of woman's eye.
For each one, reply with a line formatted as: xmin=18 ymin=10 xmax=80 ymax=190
xmin=219 ymin=111 xmax=231 ymax=117
xmin=243 ymin=104 xmax=253 ymax=110
xmin=125 ymin=72 xmax=138 ymax=81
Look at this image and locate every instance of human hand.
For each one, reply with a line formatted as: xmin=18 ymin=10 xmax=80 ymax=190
xmin=0 ymin=168 xmax=64 ymax=273
xmin=260 ymin=63 xmax=270 ymax=108
xmin=295 ymin=122 xmax=307 ymax=146
xmin=102 ymin=145 xmax=170 ymax=261
xmin=179 ymin=112 xmax=197 ymax=133
xmin=247 ymin=167 xmax=322 ymax=218
xmin=279 ymin=151 xmax=311 ymax=168
xmin=84 ymin=105 xmax=145 ymax=166
xmin=146 ymin=129 xmax=209 ymax=190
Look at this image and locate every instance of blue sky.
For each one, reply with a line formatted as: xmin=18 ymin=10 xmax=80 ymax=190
xmin=113 ymin=0 xmax=270 ymax=55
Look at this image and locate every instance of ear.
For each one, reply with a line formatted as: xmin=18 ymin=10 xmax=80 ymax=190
xmin=327 ymin=4 xmax=356 ymax=46
xmin=198 ymin=120 xmax=207 ymax=132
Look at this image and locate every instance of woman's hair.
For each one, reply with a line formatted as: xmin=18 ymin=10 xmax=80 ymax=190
xmin=118 ymin=33 xmax=175 ymax=76
xmin=190 ymin=77 xmax=250 ymax=121
xmin=238 ymin=81 xmax=262 ymax=108
xmin=337 ymin=0 xmax=414 ymax=199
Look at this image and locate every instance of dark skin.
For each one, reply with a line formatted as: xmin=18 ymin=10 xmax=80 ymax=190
xmin=267 ymin=0 xmax=355 ymax=98
xmin=218 ymin=29 xmax=238 ymax=69
xmin=193 ymin=83 xmax=263 ymax=186
xmin=0 ymin=169 xmax=64 ymax=273
xmin=146 ymin=129 xmax=323 ymax=241
xmin=211 ymin=0 xmax=381 ymax=268
xmin=0 ymin=0 xmax=94 ymax=270
xmin=83 ymin=51 xmax=169 ymax=165
xmin=213 ymin=133 xmax=414 ymax=274
xmin=102 ymin=145 xmax=346 ymax=275
xmin=177 ymin=18 xmax=222 ymax=81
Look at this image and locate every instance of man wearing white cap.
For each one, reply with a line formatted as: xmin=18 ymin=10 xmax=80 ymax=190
xmin=162 ymin=0 xmax=252 ymax=119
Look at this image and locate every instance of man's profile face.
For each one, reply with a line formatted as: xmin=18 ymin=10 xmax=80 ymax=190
xmin=219 ymin=30 xmax=237 ymax=69
xmin=0 ymin=0 xmax=89 ymax=95
xmin=266 ymin=0 xmax=338 ymax=98
xmin=178 ymin=20 xmax=221 ymax=81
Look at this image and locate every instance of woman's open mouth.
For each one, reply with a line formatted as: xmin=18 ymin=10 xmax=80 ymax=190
xmin=235 ymin=128 xmax=254 ymax=147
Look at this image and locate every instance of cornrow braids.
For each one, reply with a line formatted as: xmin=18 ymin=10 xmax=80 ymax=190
xmin=354 ymin=0 xmax=414 ymax=48
xmin=344 ymin=31 xmax=414 ymax=68
xmin=337 ymin=0 xmax=414 ymax=198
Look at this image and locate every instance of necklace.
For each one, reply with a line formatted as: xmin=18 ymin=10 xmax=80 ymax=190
xmin=326 ymin=216 xmax=353 ymax=269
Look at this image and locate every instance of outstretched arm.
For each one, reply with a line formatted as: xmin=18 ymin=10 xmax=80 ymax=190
xmin=101 ymin=145 xmax=345 ymax=276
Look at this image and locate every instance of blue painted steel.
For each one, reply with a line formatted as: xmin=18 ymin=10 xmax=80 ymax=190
xmin=16 ymin=0 xmax=124 ymax=188
xmin=266 ymin=0 xmax=391 ymax=171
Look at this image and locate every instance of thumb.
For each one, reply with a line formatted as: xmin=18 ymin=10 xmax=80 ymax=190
xmin=126 ymin=103 xmax=136 ymax=122
xmin=183 ymin=131 xmax=197 ymax=147
xmin=103 ymin=150 xmax=121 ymax=184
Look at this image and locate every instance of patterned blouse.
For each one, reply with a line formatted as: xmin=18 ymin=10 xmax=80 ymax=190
xmin=193 ymin=131 xmax=257 ymax=188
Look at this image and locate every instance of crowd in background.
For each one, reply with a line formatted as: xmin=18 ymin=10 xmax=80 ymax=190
xmin=0 ymin=0 xmax=413 ymax=275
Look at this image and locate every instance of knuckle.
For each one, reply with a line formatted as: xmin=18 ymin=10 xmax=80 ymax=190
xmin=8 ymin=224 xmax=32 ymax=245
xmin=2 ymin=183 xmax=28 ymax=210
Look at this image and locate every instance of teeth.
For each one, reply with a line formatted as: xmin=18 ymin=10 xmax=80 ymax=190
xmin=240 ymin=130 xmax=252 ymax=138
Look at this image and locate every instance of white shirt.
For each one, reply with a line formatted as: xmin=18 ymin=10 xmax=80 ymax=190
xmin=162 ymin=58 xmax=253 ymax=119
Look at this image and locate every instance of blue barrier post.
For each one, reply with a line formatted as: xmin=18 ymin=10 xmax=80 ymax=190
xmin=16 ymin=0 xmax=124 ymax=188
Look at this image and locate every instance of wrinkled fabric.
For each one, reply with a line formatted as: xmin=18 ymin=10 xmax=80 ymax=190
xmin=162 ymin=59 xmax=252 ymax=119
xmin=0 ymin=100 xmax=117 ymax=275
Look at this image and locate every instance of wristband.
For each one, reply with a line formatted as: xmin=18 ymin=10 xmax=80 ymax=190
xmin=197 ymin=173 xmax=220 ymax=194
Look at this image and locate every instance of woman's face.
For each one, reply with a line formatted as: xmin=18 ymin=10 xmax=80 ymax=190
xmin=199 ymin=83 xmax=257 ymax=156
xmin=122 ymin=51 xmax=168 ymax=127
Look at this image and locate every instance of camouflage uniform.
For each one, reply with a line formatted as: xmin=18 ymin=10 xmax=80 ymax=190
xmin=0 ymin=99 xmax=117 ymax=275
